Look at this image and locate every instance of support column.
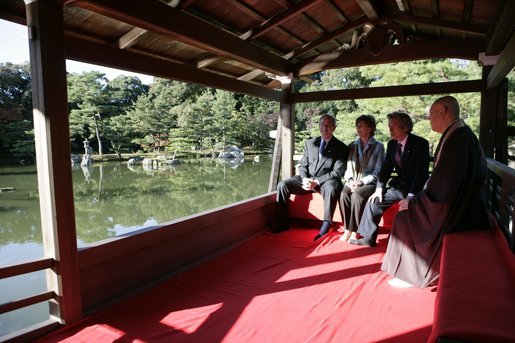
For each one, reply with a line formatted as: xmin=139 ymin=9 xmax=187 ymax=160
xmin=479 ymin=65 xmax=496 ymax=158
xmin=25 ymin=0 xmax=82 ymax=323
xmin=280 ymin=80 xmax=295 ymax=180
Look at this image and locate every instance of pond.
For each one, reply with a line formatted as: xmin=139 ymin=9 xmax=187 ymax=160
xmin=0 ymin=156 xmax=273 ymax=336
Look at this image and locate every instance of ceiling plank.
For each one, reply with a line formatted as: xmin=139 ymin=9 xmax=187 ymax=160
xmin=355 ymin=0 xmax=379 ymax=20
xmin=487 ymin=33 xmax=515 ymax=90
xmin=486 ymin=0 xmax=515 ymax=55
xmin=285 ymin=16 xmax=368 ymax=60
xmin=76 ymin=0 xmax=290 ymax=76
xmin=390 ymin=13 xmax=488 ymax=35
xmin=323 ymin=0 xmax=350 ymax=23
xmin=292 ymin=80 xmax=482 ymax=103
xmin=242 ymin=0 xmax=324 ymax=40
xmin=64 ymin=36 xmax=285 ymax=102
xmin=295 ymin=39 xmax=485 ymax=75
xmin=113 ymin=0 xmax=179 ymax=49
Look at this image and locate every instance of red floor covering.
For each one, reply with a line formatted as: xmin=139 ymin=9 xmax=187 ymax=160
xmin=36 ymin=223 xmax=438 ymax=343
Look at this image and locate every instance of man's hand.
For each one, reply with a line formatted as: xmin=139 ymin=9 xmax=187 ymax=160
xmin=302 ymin=177 xmax=317 ymax=191
xmin=368 ymin=189 xmax=382 ymax=203
xmin=347 ymin=180 xmax=358 ymax=193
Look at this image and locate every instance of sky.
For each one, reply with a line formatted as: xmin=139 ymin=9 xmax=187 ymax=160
xmin=0 ymin=19 xmax=154 ymax=84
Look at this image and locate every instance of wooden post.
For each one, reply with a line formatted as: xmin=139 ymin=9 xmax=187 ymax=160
xmin=25 ymin=0 xmax=82 ymax=324
xmin=479 ymin=65 xmax=496 ymax=159
xmin=280 ymin=80 xmax=295 ymax=180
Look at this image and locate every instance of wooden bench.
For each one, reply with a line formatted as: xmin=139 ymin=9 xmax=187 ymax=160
xmin=428 ymin=226 xmax=515 ymax=342
xmin=288 ymin=192 xmax=399 ymax=229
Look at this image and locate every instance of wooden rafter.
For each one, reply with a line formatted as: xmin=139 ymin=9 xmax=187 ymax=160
xmin=356 ymin=0 xmax=380 ymax=20
xmin=285 ymin=17 xmax=368 ymax=60
xmin=486 ymin=0 xmax=515 ymax=55
xmin=487 ymin=34 xmax=515 ymax=90
xmin=77 ymin=0 xmax=290 ymax=76
xmin=242 ymin=0 xmax=324 ymax=40
xmin=64 ymin=36 xmax=284 ymax=101
xmin=323 ymin=0 xmax=349 ymax=23
xmin=295 ymin=39 xmax=485 ymax=76
xmin=390 ymin=13 xmax=488 ymax=35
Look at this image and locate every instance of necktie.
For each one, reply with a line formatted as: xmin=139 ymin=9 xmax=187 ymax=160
xmin=395 ymin=143 xmax=402 ymax=166
xmin=319 ymin=139 xmax=326 ymax=156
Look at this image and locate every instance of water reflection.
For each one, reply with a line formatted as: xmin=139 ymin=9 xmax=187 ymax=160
xmin=0 ymin=157 xmax=271 ymax=255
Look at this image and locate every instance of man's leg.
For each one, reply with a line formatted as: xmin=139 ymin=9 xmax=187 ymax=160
xmin=274 ymin=175 xmax=307 ymax=233
xmin=352 ymin=188 xmax=404 ymax=246
xmin=315 ymin=179 xmax=343 ymax=239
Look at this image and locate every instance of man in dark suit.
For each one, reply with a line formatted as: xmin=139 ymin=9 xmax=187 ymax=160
xmin=351 ymin=111 xmax=430 ymax=247
xmin=274 ymin=114 xmax=348 ymax=241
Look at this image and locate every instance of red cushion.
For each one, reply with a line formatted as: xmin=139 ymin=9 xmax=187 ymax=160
xmin=428 ymin=227 xmax=515 ymax=342
xmin=288 ymin=193 xmax=399 ymax=228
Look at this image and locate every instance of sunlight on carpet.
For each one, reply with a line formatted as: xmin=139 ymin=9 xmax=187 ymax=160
xmin=36 ymin=223 xmax=437 ymax=343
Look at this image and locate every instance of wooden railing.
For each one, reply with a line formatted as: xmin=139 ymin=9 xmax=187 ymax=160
xmin=0 ymin=257 xmax=61 ymax=341
xmin=486 ymin=158 xmax=515 ymax=251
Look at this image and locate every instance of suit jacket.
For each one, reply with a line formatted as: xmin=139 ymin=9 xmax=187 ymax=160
xmin=377 ymin=133 xmax=430 ymax=196
xmin=298 ymin=136 xmax=348 ymax=186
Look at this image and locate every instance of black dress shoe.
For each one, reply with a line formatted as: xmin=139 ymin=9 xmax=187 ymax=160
xmin=349 ymin=236 xmax=376 ymax=247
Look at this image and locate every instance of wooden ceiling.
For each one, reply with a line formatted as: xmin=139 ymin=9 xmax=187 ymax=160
xmin=0 ymin=0 xmax=514 ymax=100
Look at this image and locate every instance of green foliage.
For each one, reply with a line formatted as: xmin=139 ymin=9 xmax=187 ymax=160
xmin=0 ymin=59 xmax=511 ymax=164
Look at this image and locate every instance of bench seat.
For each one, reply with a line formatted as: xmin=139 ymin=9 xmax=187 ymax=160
xmin=428 ymin=226 xmax=515 ymax=342
xmin=288 ymin=192 xmax=399 ymax=229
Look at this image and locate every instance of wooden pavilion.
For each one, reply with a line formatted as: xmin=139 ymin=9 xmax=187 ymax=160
xmin=0 ymin=0 xmax=514 ymax=341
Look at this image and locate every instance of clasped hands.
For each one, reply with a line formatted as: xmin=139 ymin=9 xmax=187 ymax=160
xmin=302 ymin=177 xmax=318 ymax=191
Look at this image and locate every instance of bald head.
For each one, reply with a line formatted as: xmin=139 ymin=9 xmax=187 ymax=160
xmin=428 ymin=96 xmax=461 ymax=133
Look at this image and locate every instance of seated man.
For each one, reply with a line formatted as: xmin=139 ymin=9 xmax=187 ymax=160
xmin=274 ymin=114 xmax=348 ymax=241
xmin=381 ymin=96 xmax=491 ymax=288
xmin=351 ymin=111 xmax=430 ymax=247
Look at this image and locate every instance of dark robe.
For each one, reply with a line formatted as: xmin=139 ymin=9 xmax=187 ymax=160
xmin=381 ymin=120 xmax=491 ymax=287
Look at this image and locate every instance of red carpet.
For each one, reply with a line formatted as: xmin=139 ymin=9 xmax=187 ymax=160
xmin=36 ymin=223 xmax=437 ymax=342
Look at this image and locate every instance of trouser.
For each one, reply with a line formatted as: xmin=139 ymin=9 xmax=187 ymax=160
xmin=357 ymin=187 xmax=404 ymax=239
xmin=276 ymin=175 xmax=342 ymax=224
xmin=339 ymin=184 xmax=376 ymax=232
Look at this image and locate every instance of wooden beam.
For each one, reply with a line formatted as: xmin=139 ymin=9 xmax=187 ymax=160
xmin=356 ymin=0 xmax=379 ymax=20
xmin=291 ymin=80 xmax=482 ymax=103
xmin=77 ymin=0 xmax=290 ymax=76
xmin=65 ymin=36 xmax=285 ymax=102
xmin=25 ymin=0 xmax=82 ymax=324
xmin=295 ymin=39 xmax=485 ymax=76
xmin=242 ymin=0 xmax=323 ymax=40
xmin=487 ymin=33 xmax=515 ymax=90
xmin=486 ymin=0 xmax=515 ymax=55
xmin=390 ymin=13 xmax=488 ymax=36
xmin=323 ymin=0 xmax=349 ymax=23
xmin=285 ymin=17 xmax=368 ymax=60
xmin=463 ymin=0 xmax=473 ymax=22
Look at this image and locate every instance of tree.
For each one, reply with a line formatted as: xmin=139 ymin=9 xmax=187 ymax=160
xmin=0 ymin=62 xmax=32 ymax=162
xmin=67 ymin=71 xmax=110 ymax=155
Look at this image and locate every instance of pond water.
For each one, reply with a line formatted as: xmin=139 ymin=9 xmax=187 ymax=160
xmin=0 ymin=156 xmax=272 ymax=336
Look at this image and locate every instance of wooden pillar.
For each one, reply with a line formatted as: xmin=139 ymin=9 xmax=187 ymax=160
xmin=480 ymin=65 xmax=510 ymax=163
xmin=25 ymin=0 xmax=82 ymax=323
xmin=494 ymin=78 xmax=509 ymax=164
xmin=280 ymin=81 xmax=295 ymax=180
xmin=479 ymin=65 xmax=496 ymax=158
